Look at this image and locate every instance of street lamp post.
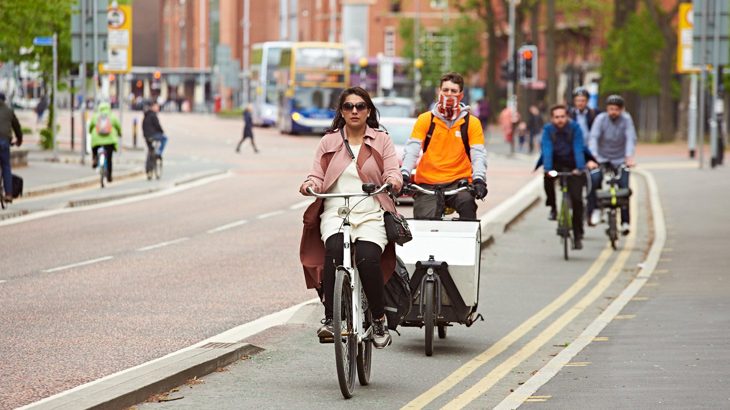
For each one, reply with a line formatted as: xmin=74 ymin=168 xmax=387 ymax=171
xmin=414 ymin=57 xmax=423 ymax=110
xmin=359 ymin=57 xmax=369 ymax=89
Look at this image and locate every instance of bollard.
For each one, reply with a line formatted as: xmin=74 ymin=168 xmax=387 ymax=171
xmin=133 ymin=117 xmax=138 ymax=148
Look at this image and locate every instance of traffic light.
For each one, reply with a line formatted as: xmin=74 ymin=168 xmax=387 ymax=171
xmin=500 ymin=59 xmax=514 ymax=82
xmin=518 ymin=45 xmax=538 ymax=84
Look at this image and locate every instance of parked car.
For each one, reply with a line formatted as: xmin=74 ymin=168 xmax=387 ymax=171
xmin=379 ymin=115 xmax=418 ymax=205
xmin=372 ymin=96 xmax=416 ymax=118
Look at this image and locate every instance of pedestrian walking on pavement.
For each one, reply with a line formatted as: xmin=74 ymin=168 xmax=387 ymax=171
xmin=35 ymin=95 xmax=48 ymax=124
xmin=299 ymin=86 xmax=403 ymax=349
xmin=89 ymin=102 xmax=122 ymax=182
xmin=0 ymin=92 xmax=23 ymax=202
xmin=236 ymin=104 xmax=259 ymax=153
xmin=527 ymin=105 xmax=544 ymax=154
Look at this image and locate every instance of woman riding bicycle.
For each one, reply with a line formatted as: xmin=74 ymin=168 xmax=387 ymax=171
xmin=299 ymin=87 xmax=403 ymax=349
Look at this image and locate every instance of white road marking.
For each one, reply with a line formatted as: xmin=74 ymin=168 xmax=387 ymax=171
xmin=43 ymin=256 xmax=114 ymax=273
xmin=207 ymin=219 xmax=249 ymax=234
xmin=495 ymin=168 xmax=666 ymax=410
xmin=136 ymin=237 xmax=190 ymax=252
xmin=289 ymin=199 xmax=314 ymax=210
xmin=0 ymin=171 xmax=232 ymax=227
xmin=256 ymin=210 xmax=285 ymax=220
xmin=0 ymin=280 xmax=6 ymax=284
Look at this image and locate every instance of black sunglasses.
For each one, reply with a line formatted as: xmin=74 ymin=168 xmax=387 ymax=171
xmin=342 ymin=102 xmax=368 ymax=112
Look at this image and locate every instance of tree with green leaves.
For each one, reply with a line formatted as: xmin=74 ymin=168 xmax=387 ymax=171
xmin=398 ymin=14 xmax=483 ymax=108
xmin=0 ymin=0 xmax=76 ymax=149
xmin=641 ymin=0 xmax=681 ymax=141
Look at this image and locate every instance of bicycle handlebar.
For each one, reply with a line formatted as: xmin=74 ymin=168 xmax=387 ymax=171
xmin=405 ymin=183 xmax=471 ymax=196
xmin=546 ymin=170 xmax=581 ymax=178
xmin=306 ymin=183 xmax=392 ymax=199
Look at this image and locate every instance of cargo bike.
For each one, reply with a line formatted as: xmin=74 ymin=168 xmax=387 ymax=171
xmin=396 ymin=181 xmax=484 ymax=356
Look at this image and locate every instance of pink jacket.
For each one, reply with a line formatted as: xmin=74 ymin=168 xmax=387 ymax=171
xmin=299 ymin=126 xmax=403 ymax=289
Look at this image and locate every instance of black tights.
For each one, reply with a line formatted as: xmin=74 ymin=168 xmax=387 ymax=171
xmin=322 ymin=234 xmax=385 ymax=320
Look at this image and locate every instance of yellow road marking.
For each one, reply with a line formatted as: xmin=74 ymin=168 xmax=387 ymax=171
xmin=632 ymin=296 xmax=649 ymax=301
xmin=593 ymin=336 xmax=609 ymax=342
xmin=528 ymin=395 xmax=552 ymax=399
xmin=400 ymin=243 xmax=613 ymax=409
xmin=442 ymin=186 xmax=639 ymax=409
xmin=655 ymin=269 xmax=669 ymax=274
xmin=614 ymin=314 xmax=636 ymax=319
xmin=644 ymin=283 xmax=659 ymax=287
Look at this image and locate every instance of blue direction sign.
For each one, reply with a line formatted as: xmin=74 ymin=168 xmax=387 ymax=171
xmin=33 ymin=36 xmax=54 ymax=47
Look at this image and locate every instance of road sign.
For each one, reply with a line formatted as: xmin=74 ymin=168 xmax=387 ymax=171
xmin=692 ymin=0 xmax=729 ymax=66
xmin=100 ymin=5 xmax=133 ymax=74
xmin=677 ymin=3 xmax=700 ymax=73
xmin=33 ymin=36 xmax=54 ymax=47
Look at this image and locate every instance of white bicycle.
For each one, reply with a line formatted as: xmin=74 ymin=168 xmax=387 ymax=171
xmin=307 ymin=182 xmax=391 ymax=399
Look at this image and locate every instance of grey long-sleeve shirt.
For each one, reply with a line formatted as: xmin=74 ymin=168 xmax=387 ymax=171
xmin=589 ymin=112 xmax=637 ymax=166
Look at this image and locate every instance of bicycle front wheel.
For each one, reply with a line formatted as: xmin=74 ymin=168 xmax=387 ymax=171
xmin=608 ymin=211 xmax=618 ymax=250
xmin=333 ymin=270 xmax=356 ymax=398
xmin=356 ymin=309 xmax=372 ymax=386
xmin=563 ymin=234 xmax=569 ymax=260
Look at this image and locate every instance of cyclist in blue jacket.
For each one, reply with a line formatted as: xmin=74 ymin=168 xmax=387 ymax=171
xmin=541 ymin=105 xmax=596 ymax=250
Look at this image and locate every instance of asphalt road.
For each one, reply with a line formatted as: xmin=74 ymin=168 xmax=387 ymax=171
xmin=134 ymin=168 xmax=653 ymax=409
xmin=0 ymin=114 xmax=535 ymax=409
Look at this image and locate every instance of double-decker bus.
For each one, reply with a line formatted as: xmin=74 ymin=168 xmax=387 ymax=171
xmin=250 ymin=41 xmax=291 ymax=126
xmin=277 ymin=42 xmax=349 ymax=134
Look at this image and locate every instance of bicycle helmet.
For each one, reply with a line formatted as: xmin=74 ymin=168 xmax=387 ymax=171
xmin=605 ymin=94 xmax=625 ymax=108
xmin=572 ymin=87 xmax=589 ymax=99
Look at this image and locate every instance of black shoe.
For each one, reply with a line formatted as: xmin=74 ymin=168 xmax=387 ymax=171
xmin=317 ymin=317 xmax=334 ymax=339
xmin=372 ymin=317 xmax=392 ymax=349
xmin=548 ymin=208 xmax=557 ymax=221
xmin=573 ymin=238 xmax=583 ymax=250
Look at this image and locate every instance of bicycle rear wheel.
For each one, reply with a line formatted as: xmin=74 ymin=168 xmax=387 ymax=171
xmin=356 ymin=309 xmax=372 ymax=386
xmin=333 ymin=270 xmax=356 ymax=398
xmin=99 ymin=154 xmax=107 ymax=188
xmin=0 ymin=178 xmax=5 ymax=209
xmin=154 ymin=156 xmax=163 ymax=179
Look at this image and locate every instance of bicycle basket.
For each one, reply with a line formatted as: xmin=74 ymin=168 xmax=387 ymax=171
xmin=597 ymin=187 xmax=631 ymax=208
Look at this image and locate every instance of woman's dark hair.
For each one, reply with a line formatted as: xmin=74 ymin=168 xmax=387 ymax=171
xmin=326 ymin=87 xmax=380 ymax=133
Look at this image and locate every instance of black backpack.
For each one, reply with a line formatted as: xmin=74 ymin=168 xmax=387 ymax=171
xmin=383 ymin=256 xmax=412 ymax=331
xmin=423 ymin=113 xmax=471 ymax=159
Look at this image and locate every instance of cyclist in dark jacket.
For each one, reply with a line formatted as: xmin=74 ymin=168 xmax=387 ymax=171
xmin=0 ymin=92 xmax=23 ymax=202
xmin=142 ymin=101 xmax=168 ymax=157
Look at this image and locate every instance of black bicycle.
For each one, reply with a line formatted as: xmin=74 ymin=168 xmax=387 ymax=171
xmin=595 ymin=164 xmax=631 ymax=250
xmin=146 ymin=139 xmax=163 ymax=180
xmin=547 ymin=170 xmax=575 ymax=260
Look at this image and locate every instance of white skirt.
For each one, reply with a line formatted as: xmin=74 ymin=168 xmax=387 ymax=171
xmin=320 ymin=209 xmax=387 ymax=252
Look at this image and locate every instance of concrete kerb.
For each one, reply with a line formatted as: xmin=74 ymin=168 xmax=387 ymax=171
xmin=20 ymin=173 xmax=542 ymax=410
xmin=24 ymin=169 xmax=146 ymax=198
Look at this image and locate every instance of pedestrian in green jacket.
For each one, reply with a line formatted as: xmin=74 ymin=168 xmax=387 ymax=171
xmin=88 ymin=102 xmax=122 ymax=181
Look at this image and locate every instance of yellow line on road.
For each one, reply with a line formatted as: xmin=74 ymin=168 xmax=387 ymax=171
xmin=401 ymin=245 xmax=614 ymax=409
xmin=442 ymin=187 xmax=639 ymax=409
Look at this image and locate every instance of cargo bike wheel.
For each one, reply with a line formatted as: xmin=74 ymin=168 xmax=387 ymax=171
xmin=423 ymin=280 xmax=436 ymax=357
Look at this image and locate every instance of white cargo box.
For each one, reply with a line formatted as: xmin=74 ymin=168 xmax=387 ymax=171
xmin=396 ymin=219 xmax=481 ymax=306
